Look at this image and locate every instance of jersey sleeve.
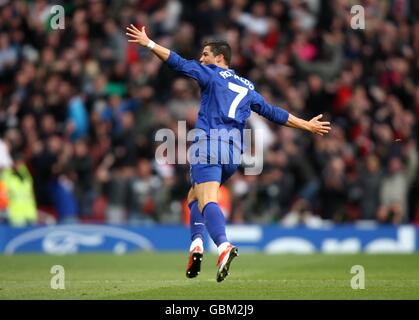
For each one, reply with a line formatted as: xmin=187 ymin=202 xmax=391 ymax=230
xmin=166 ymin=51 xmax=212 ymax=87
xmin=250 ymin=91 xmax=289 ymax=125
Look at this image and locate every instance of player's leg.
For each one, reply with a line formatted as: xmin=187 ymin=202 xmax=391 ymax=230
xmin=194 ymin=181 xmax=227 ymax=247
xmin=187 ymin=187 xmax=205 ymax=247
xmin=194 ymin=180 xmax=238 ymax=282
xmin=190 ymin=139 xmax=239 ymax=282
xmin=186 ymin=187 xmax=204 ymax=278
xmin=214 ymin=161 xmax=240 ymax=282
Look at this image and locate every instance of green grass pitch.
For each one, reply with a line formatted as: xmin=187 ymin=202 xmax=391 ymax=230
xmin=0 ymin=252 xmax=418 ymax=299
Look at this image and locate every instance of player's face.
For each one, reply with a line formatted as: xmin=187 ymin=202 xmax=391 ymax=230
xmin=199 ymin=46 xmax=216 ymax=65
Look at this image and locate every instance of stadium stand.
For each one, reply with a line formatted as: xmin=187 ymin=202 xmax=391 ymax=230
xmin=0 ymin=0 xmax=418 ymax=226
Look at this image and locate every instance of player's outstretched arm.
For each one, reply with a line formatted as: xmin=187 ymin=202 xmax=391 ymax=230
xmin=286 ymin=114 xmax=331 ymax=136
xmin=127 ymin=24 xmax=211 ymax=88
xmin=126 ymin=24 xmax=170 ymax=61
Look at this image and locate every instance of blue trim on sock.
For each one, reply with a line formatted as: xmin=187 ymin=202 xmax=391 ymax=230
xmin=189 ymin=200 xmax=205 ymax=241
xmin=188 ymin=199 xmax=198 ymax=210
xmin=201 ymin=201 xmax=217 ymax=214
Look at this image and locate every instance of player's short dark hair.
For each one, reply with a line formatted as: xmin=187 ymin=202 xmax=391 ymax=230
xmin=203 ymin=40 xmax=231 ymax=66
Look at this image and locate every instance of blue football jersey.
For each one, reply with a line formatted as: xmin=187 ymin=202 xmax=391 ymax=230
xmin=166 ymin=51 xmax=289 ymax=151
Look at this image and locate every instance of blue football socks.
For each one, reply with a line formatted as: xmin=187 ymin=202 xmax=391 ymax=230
xmin=189 ymin=200 xmax=205 ymax=241
xmin=202 ymin=202 xmax=228 ymax=246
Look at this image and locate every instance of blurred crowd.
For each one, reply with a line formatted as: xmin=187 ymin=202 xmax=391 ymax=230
xmin=0 ymin=0 xmax=418 ymax=227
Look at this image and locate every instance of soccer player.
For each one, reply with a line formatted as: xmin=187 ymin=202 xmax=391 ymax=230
xmin=126 ymin=25 xmax=331 ymax=282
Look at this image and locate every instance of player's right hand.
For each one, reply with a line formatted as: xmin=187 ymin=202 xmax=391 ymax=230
xmin=308 ymin=114 xmax=331 ymax=136
xmin=126 ymin=24 xmax=150 ymax=47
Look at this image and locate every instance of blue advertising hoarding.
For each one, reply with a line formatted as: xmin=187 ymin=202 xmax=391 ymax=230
xmin=0 ymin=224 xmax=418 ymax=255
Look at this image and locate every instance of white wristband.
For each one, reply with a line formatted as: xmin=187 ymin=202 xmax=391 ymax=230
xmin=147 ymin=40 xmax=156 ymax=50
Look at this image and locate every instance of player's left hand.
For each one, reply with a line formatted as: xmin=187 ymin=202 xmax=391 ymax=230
xmin=308 ymin=114 xmax=331 ymax=136
xmin=126 ymin=24 xmax=150 ymax=47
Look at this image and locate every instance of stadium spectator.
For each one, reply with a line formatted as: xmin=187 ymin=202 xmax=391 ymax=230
xmin=98 ymin=154 xmax=130 ymax=224
xmin=2 ymin=151 xmax=37 ymax=227
xmin=0 ymin=138 xmax=12 ymax=223
xmin=358 ymin=154 xmax=383 ymax=220
xmin=127 ymin=158 xmax=162 ymax=224
xmin=69 ymin=138 xmax=95 ymax=218
xmin=320 ymin=156 xmax=348 ymax=222
xmin=281 ymin=198 xmax=322 ymax=227
xmin=377 ymin=140 xmax=418 ymax=224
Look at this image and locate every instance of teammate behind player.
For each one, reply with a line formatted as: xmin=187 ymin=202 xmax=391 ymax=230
xmin=126 ymin=25 xmax=331 ymax=282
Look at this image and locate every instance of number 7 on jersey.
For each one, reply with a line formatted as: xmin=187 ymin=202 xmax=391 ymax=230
xmin=228 ymin=82 xmax=248 ymax=119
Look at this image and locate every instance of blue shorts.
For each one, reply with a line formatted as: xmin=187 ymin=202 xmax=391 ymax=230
xmin=189 ymin=139 xmax=241 ymax=185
